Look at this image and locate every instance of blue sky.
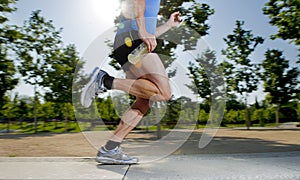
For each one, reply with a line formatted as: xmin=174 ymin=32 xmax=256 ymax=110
xmin=202 ymin=0 xmax=298 ymax=64
xmin=9 ymin=0 xmax=298 ymax=101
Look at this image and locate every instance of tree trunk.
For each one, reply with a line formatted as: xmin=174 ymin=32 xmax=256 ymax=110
xmin=64 ymin=105 xmax=69 ymax=132
xmin=259 ymin=110 xmax=264 ymax=127
xmin=19 ymin=118 xmax=23 ymax=128
xmin=209 ymin=105 xmax=214 ymax=128
xmin=64 ymin=118 xmax=69 ymax=132
xmin=34 ymin=84 xmax=38 ymax=134
xmin=244 ymin=96 xmax=251 ymax=130
xmin=140 ymin=115 xmax=148 ymax=132
xmin=154 ymin=102 xmax=161 ymax=139
xmin=43 ymin=119 xmax=47 ymax=132
xmin=275 ymin=105 xmax=280 ymax=127
xmin=6 ymin=118 xmax=10 ymax=133
xmin=245 ymin=107 xmax=251 ymax=130
xmin=55 ymin=119 xmax=58 ymax=129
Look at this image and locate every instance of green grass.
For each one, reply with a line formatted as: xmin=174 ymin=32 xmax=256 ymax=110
xmin=0 ymin=121 xmax=81 ymax=134
xmin=8 ymin=154 xmax=17 ymax=157
xmin=0 ymin=121 xmax=288 ymax=135
xmin=0 ymin=121 xmax=125 ymax=134
xmin=224 ymin=123 xmax=278 ymax=128
xmin=138 ymin=125 xmax=160 ymax=131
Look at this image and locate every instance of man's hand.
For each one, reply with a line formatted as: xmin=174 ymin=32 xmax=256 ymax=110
xmin=138 ymin=30 xmax=157 ymax=53
xmin=166 ymin=11 xmax=182 ymax=28
xmin=154 ymin=11 xmax=182 ymax=38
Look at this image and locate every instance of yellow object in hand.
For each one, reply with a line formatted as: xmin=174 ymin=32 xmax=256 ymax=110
xmin=124 ymin=37 xmax=132 ymax=47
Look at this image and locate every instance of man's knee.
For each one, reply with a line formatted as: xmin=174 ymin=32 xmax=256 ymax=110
xmin=132 ymin=99 xmax=150 ymax=115
xmin=157 ymin=79 xmax=172 ymax=101
xmin=144 ymin=53 xmax=160 ymax=60
xmin=151 ymin=88 xmax=171 ymax=102
xmin=160 ymin=89 xmax=172 ymax=101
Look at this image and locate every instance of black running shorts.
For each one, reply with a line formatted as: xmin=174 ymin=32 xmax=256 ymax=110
xmin=113 ymin=30 xmax=143 ymax=71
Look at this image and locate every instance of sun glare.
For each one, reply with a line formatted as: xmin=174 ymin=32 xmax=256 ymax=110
xmin=92 ymin=0 xmax=120 ymax=25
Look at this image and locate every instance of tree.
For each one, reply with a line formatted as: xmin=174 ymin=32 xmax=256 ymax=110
xmin=297 ymin=103 xmax=300 ymax=120
xmin=18 ymin=10 xmax=63 ymax=88
xmin=16 ymin=10 xmax=63 ymax=133
xmin=222 ymin=20 xmax=264 ymax=129
xmin=16 ymin=96 xmax=32 ymax=127
xmin=263 ymin=0 xmax=300 ymax=59
xmin=96 ymin=96 xmax=119 ymax=122
xmin=44 ymin=44 xmax=84 ymax=130
xmin=0 ymin=0 xmax=20 ymax=112
xmin=223 ymin=109 xmax=245 ymax=125
xmin=187 ymin=49 xmax=225 ymax=126
xmin=225 ymin=95 xmax=245 ymax=111
xmin=162 ymin=96 xmax=184 ymax=128
xmin=0 ymin=50 xmax=18 ymax=110
xmin=159 ymin=0 xmax=214 ymax=50
xmin=2 ymin=93 xmax=19 ymax=132
xmin=187 ymin=49 xmax=223 ymax=101
xmin=44 ymin=44 xmax=82 ymax=103
xmin=198 ymin=109 xmax=208 ymax=125
xmin=260 ymin=49 xmax=300 ymax=126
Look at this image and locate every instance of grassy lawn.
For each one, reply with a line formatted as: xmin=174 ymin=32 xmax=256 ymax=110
xmin=0 ymin=121 xmax=285 ymax=134
xmin=0 ymin=121 xmax=81 ymax=134
xmin=224 ymin=123 xmax=279 ymax=128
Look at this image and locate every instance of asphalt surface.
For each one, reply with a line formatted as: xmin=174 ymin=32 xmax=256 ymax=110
xmin=0 ymin=151 xmax=299 ymax=179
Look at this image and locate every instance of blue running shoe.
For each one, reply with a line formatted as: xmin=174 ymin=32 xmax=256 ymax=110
xmin=96 ymin=146 xmax=139 ymax=165
xmin=80 ymin=67 xmax=108 ymax=108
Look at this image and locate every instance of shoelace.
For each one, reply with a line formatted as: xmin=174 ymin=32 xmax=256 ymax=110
xmin=96 ymin=74 xmax=107 ymax=94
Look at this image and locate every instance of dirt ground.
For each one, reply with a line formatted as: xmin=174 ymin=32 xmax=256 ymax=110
xmin=0 ymin=128 xmax=299 ymax=157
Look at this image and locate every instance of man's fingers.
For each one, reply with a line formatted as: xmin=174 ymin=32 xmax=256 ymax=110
xmin=147 ymin=42 xmax=152 ymax=52
xmin=144 ymin=38 xmax=157 ymax=52
xmin=150 ymin=40 xmax=157 ymax=52
xmin=138 ymin=31 xmax=157 ymax=52
xmin=146 ymin=41 xmax=152 ymax=52
xmin=152 ymin=39 xmax=157 ymax=51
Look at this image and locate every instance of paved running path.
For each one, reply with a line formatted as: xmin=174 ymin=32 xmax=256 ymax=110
xmin=0 ymin=151 xmax=299 ymax=179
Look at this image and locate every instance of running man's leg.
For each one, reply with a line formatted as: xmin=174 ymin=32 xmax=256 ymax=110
xmin=109 ymin=97 xmax=150 ymax=142
xmin=113 ymin=53 xmax=172 ymax=101
xmin=106 ymin=53 xmax=171 ymax=143
xmin=97 ymin=53 xmax=171 ymax=164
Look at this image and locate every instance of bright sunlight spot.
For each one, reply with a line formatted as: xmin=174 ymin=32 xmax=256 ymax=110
xmin=91 ymin=0 xmax=120 ymax=25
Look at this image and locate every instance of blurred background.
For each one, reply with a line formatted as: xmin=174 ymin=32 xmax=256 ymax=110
xmin=0 ymin=0 xmax=299 ymax=134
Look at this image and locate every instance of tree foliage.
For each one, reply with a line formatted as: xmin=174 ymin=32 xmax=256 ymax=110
xmin=0 ymin=0 xmax=19 ymax=110
xmin=261 ymin=49 xmax=300 ymax=105
xmin=222 ymin=20 xmax=264 ymax=96
xmin=17 ymin=10 xmax=62 ymax=87
xmin=263 ymin=0 xmax=300 ymax=46
xmin=159 ymin=0 xmax=214 ymax=50
xmin=0 ymin=48 xmax=18 ymax=106
xmin=222 ymin=20 xmax=264 ymax=128
xmin=44 ymin=44 xmax=82 ymax=104
xmin=187 ymin=49 xmax=224 ymax=102
xmin=260 ymin=49 xmax=300 ymax=125
xmin=186 ymin=49 xmax=226 ymax=127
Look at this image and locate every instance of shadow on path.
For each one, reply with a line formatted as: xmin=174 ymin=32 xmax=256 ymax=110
xmin=124 ymin=129 xmax=300 ymax=155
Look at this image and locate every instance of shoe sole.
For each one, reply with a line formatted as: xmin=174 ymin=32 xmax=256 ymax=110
xmin=96 ymin=157 xmax=138 ymax=165
xmin=80 ymin=67 xmax=100 ymax=108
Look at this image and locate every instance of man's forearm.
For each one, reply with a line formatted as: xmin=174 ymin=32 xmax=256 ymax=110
xmin=132 ymin=0 xmax=157 ymax=52
xmin=155 ymin=11 xmax=182 ymax=37
xmin=155 ymin=22 xmax=172 ymax=38
xmin=134 ymin=0 xmax=147 ymax=34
